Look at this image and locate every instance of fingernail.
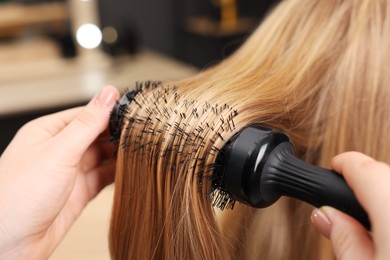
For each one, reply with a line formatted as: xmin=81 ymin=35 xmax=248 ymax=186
xmin=311 ymin=207 xmax=332 ymax=238
xmin=95 ymin=86 xmax=117 ymax=108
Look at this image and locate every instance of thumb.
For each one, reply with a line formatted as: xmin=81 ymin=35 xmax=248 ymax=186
xmin=311 ymin=206 xmax=374 ymax=260
xmin=54 ymin=86 xmax=120 ymax=159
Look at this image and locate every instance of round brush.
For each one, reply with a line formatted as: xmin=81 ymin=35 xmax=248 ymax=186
xmin=110 ymin=88 xmax=370 ymax=230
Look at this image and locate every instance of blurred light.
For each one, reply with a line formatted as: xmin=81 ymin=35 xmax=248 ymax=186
xmin=76 ymin=23 xmax=102 ymax=49
xmin=102 ymin=26 xmax=118 ymax=44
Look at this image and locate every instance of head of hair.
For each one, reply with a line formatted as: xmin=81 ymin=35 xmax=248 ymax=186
xmin=109 ymin=0 xmax=390 ymax=259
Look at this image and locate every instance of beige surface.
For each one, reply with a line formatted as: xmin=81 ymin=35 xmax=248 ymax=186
xmin=0 ymin=50 xmax=195 ymax=116
xmin=0 ymin=37 xmax=61 ymax=63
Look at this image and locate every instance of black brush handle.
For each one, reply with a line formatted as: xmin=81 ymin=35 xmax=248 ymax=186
xmin=262 ymin=142 xmax=370 ymax=229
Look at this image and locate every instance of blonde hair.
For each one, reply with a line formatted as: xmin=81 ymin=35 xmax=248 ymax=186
xmin=110 ymin=0 xmax=390 ymax=259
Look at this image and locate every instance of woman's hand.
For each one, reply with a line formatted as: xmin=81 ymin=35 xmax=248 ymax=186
xmin=311 ymin=152 xmax=390 ymax=260
xmin=0 ymin=86 xmax=120 ymax=259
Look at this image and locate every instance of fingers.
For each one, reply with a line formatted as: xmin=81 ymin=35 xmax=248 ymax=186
xmin=79 ymin=136 xmax=115 ymax=173
xmin=331 ymin=152 xmax=390 ymax=223
xmin=49 ymin=159 xmax=116 ymax=242
xmin=9 ymin=108 xmax=82 ymax=149
xmin=54 ymin=86 xmax=120 ymax=161
xmin=85 ymin=159 xmax=116 ymax=200
xmin=311 ymin=206 xmax=374 ymax=260
xmin=317 ymin=152 xmax=390 ymax=259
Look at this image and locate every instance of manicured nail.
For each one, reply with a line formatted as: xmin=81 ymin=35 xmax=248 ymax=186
xmin=95 ymin=86 xmax=117 ymax=108
xmin=311 ymin=208 xmax=332 ymax=238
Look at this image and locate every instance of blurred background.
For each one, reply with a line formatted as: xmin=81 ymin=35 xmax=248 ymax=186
xmin=0 ymin=0 xmax=277 ymax=259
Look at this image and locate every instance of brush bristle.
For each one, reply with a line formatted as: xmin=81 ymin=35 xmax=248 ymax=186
xmin=110 ymin=81 xmax=162 ymax=144
xmin=110 ymin=80 xmax=239 ymax=210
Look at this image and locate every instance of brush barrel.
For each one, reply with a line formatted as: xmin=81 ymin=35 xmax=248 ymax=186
xmin=109 ymin=93 xmax=131 ymax=139
xmin=262 ymin=142 xmax=370 ymax=229
xmin=221 ymin=125 xmax=289 ymax=207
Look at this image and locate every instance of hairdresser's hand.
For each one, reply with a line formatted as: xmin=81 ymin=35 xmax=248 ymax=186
xmin=311 ymin=152 xmax=390 ymax=260
xmin=0 ymin=86 xmax=120 ymax=260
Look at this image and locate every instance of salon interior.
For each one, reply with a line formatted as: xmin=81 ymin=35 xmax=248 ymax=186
xmin=0 ymin=0 xmax=275 ymax=259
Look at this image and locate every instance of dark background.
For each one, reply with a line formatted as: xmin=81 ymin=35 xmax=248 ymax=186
xmin=97 ymin=0 xmax=277 ymax=68
xmin=0 ymin=0 xmax=277 ymax=154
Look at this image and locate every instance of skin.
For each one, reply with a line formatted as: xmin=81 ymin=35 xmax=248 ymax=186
xmin=0 ymin=85 xmax=120 ymax=260
xmin=311 ymin=152 xmax=390 ymax=260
